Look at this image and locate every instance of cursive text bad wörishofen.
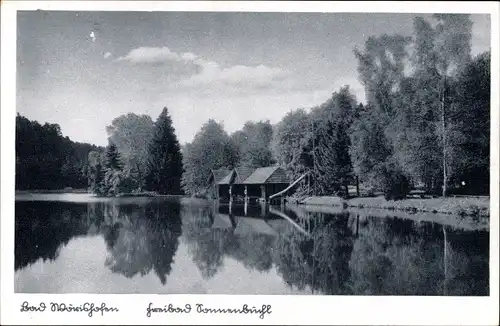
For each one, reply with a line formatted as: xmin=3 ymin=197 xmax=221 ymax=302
xmin=20 ymin=301 xmax=119 ymax=317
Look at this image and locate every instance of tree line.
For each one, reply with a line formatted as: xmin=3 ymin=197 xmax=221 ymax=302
xmin=16 ymin=107 xmax=183 ymax=196
xmin=182 ymin=14 xmax=490 ymax=199
xmin=17 ymin=14 xmax=489 ymax=199
xmin=16 ymin=114 xmax=103 ymax=190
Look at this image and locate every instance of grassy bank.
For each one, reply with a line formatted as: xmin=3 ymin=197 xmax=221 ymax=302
xmin=300 ymin=196 xmax=490 ymax=219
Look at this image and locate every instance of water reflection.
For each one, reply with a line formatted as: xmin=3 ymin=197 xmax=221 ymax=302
xmin=15 ymin=199 xmax=182 ymax=286
xmin=15 ymin=196 xmax=489 ymax=295
xmin=15 ymin=201 xmax=89 ymax=270
xmin=102 ymin=202 xmax=182 ymax=284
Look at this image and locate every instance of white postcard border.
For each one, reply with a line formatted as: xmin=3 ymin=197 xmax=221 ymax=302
xmin=2 ymin=1 xmax=499 ymax=325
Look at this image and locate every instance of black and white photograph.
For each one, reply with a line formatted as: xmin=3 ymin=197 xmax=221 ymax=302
xmin=1 ymin=1 xmax=499 ymax=325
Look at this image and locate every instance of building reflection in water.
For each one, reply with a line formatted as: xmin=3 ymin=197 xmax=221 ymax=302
xmin=15 ymin=198 xmax=489 ymax=295
xmin=185 ymin=201 xmax=489 ymax=296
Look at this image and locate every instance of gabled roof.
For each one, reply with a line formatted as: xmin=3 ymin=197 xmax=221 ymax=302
xmin=266 ymin=167 xmax=289 ymax=184
xmin=218 ymin=170 xmax=235 ymax=185
xmin=210 ymin=166 xmax=289 ymax=185
xmin=234 ymin=167 xmax=255 ymax=183
xmin=242 ymin=166 xmax=288 ymax=184
xmin=209 ymin=168 xmax=231 ymax=184
xmin=218 ymin=167 xmax=255 ymax=185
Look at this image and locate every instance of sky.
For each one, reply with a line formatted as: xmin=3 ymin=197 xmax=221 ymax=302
xmin=16 ymin=11 xmax=491 ymax=146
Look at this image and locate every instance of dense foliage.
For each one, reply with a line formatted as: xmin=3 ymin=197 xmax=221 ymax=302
xmin=87 ymin=108 xmax=183 ymax=196
xmin=16 ymin=108 xmax=184 ymax=197
xmin=271 ymin=109 xmax=313 ymax=183
xmin=231 ymin=120 xmax=275 ymax=168
xmin=181 ymin=119 xmax=238 ymax=196
xmin=181 ymin=14 xmax=489 ymax=199
xmin=15 ymin=114 xmax=102 ymax=190
xmin=17 ymin=14 xmax=489 ymax=199
xmin=145 ymin=107 xmax=183 ymax=195
xmin=311 ymin=87 xmax=357 ymax=197
xmin=106 ymin=113 xmax=155 ymax=189
xmin=348 ymin=14 xmax=489 ymax=197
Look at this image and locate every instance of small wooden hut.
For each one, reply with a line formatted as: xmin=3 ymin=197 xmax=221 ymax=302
xmin=207 ymin=168 xmax=232 ymax=199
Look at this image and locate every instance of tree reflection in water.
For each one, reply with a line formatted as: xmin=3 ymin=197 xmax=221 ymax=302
xmin=228 ymin=231 xmax=275 ymax=272
xmin=441 ymin=226 xmax=489 ymax=296
xmin=272 ymin=211 xmax=354 ymax=294
xmin=15 ymin=198 xmax=488 ymax=295
xmin=15 ymin=199 xmax=183 ymax=286
xmin=182 ymin=203 xmax=488 ymax=296
xmin=15 ymin=201 xmax=90 ymax=270
xmin=348 ymin=216 xmax=489 ymax=295
xmin=101 ymin=200 xmax=182 ymax=285
xmin=103 ymin=206 xmax=153 ymax=279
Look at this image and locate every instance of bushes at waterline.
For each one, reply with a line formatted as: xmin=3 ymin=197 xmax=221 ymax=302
xmin=376 ymin=161 xmax=410 ymax=200
xmin=88 ymin=141 xmax=140 ymax=197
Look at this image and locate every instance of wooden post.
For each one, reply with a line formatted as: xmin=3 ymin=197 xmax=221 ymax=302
xmin=229 ymin=185 xmax=233 ymax=204
xmin=260 ymin=184 xmax=266 ymax=202
xmin=356 ymin=214 xmax=359 ymax=237
xmin=244 ymin=185 xmax=248 ymax=203
xmin=215 ymin=184 xmax=220 ymax=200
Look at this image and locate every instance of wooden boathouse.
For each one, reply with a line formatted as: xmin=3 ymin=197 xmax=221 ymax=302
xmin=207 ymin=168 xmax=232 ymax=199
xmin=208 ymin=166 xmax=290 ymax=202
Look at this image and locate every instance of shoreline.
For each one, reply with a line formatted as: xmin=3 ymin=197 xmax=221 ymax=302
xmin=288 ymin=203 xmax=489 ymax=231
xmin=15 ymin=191 xmax=489 ymax=230
xmin=16 ymin=190 xmax=490 ymax=219
xmin=15 ymin=189 xmax=89 ymax=194
xmin=14 ymin=190 xmax=183 ymax=198
xmin=298 ymin=195 xmax=489 ymax=218
xmin=295 ymin=196 xmax=490 ymax=231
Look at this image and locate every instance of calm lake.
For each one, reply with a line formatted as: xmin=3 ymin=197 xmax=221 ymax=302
xmin=15 ymin=193 xmax=489 ymax=295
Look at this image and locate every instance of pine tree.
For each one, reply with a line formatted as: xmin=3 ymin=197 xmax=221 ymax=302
xmin=313 ymin=87 xmax=356 ymax=197
xmin=104 ymin=142 xmax=123 ymax=171
xmin=145 ymin=107 xmax=183 ymax=195
xmin=100 ymin=141 xmax=123 ymax=196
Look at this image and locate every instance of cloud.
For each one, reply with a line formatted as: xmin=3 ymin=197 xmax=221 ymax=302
xmin=181 ymin=52 xmax=198 ymax=61
xmin=115 ymin=46 xmax=181 ymax=64
xmin=471 ymin=14 xmax=490 ymax=56
xmin=181 ymin=62 xmax=287 ymax=89
xmin=117 ymin=46 xmax=290 ymax=90
xmin=103 ymin=52 xmax=112 ymax=59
